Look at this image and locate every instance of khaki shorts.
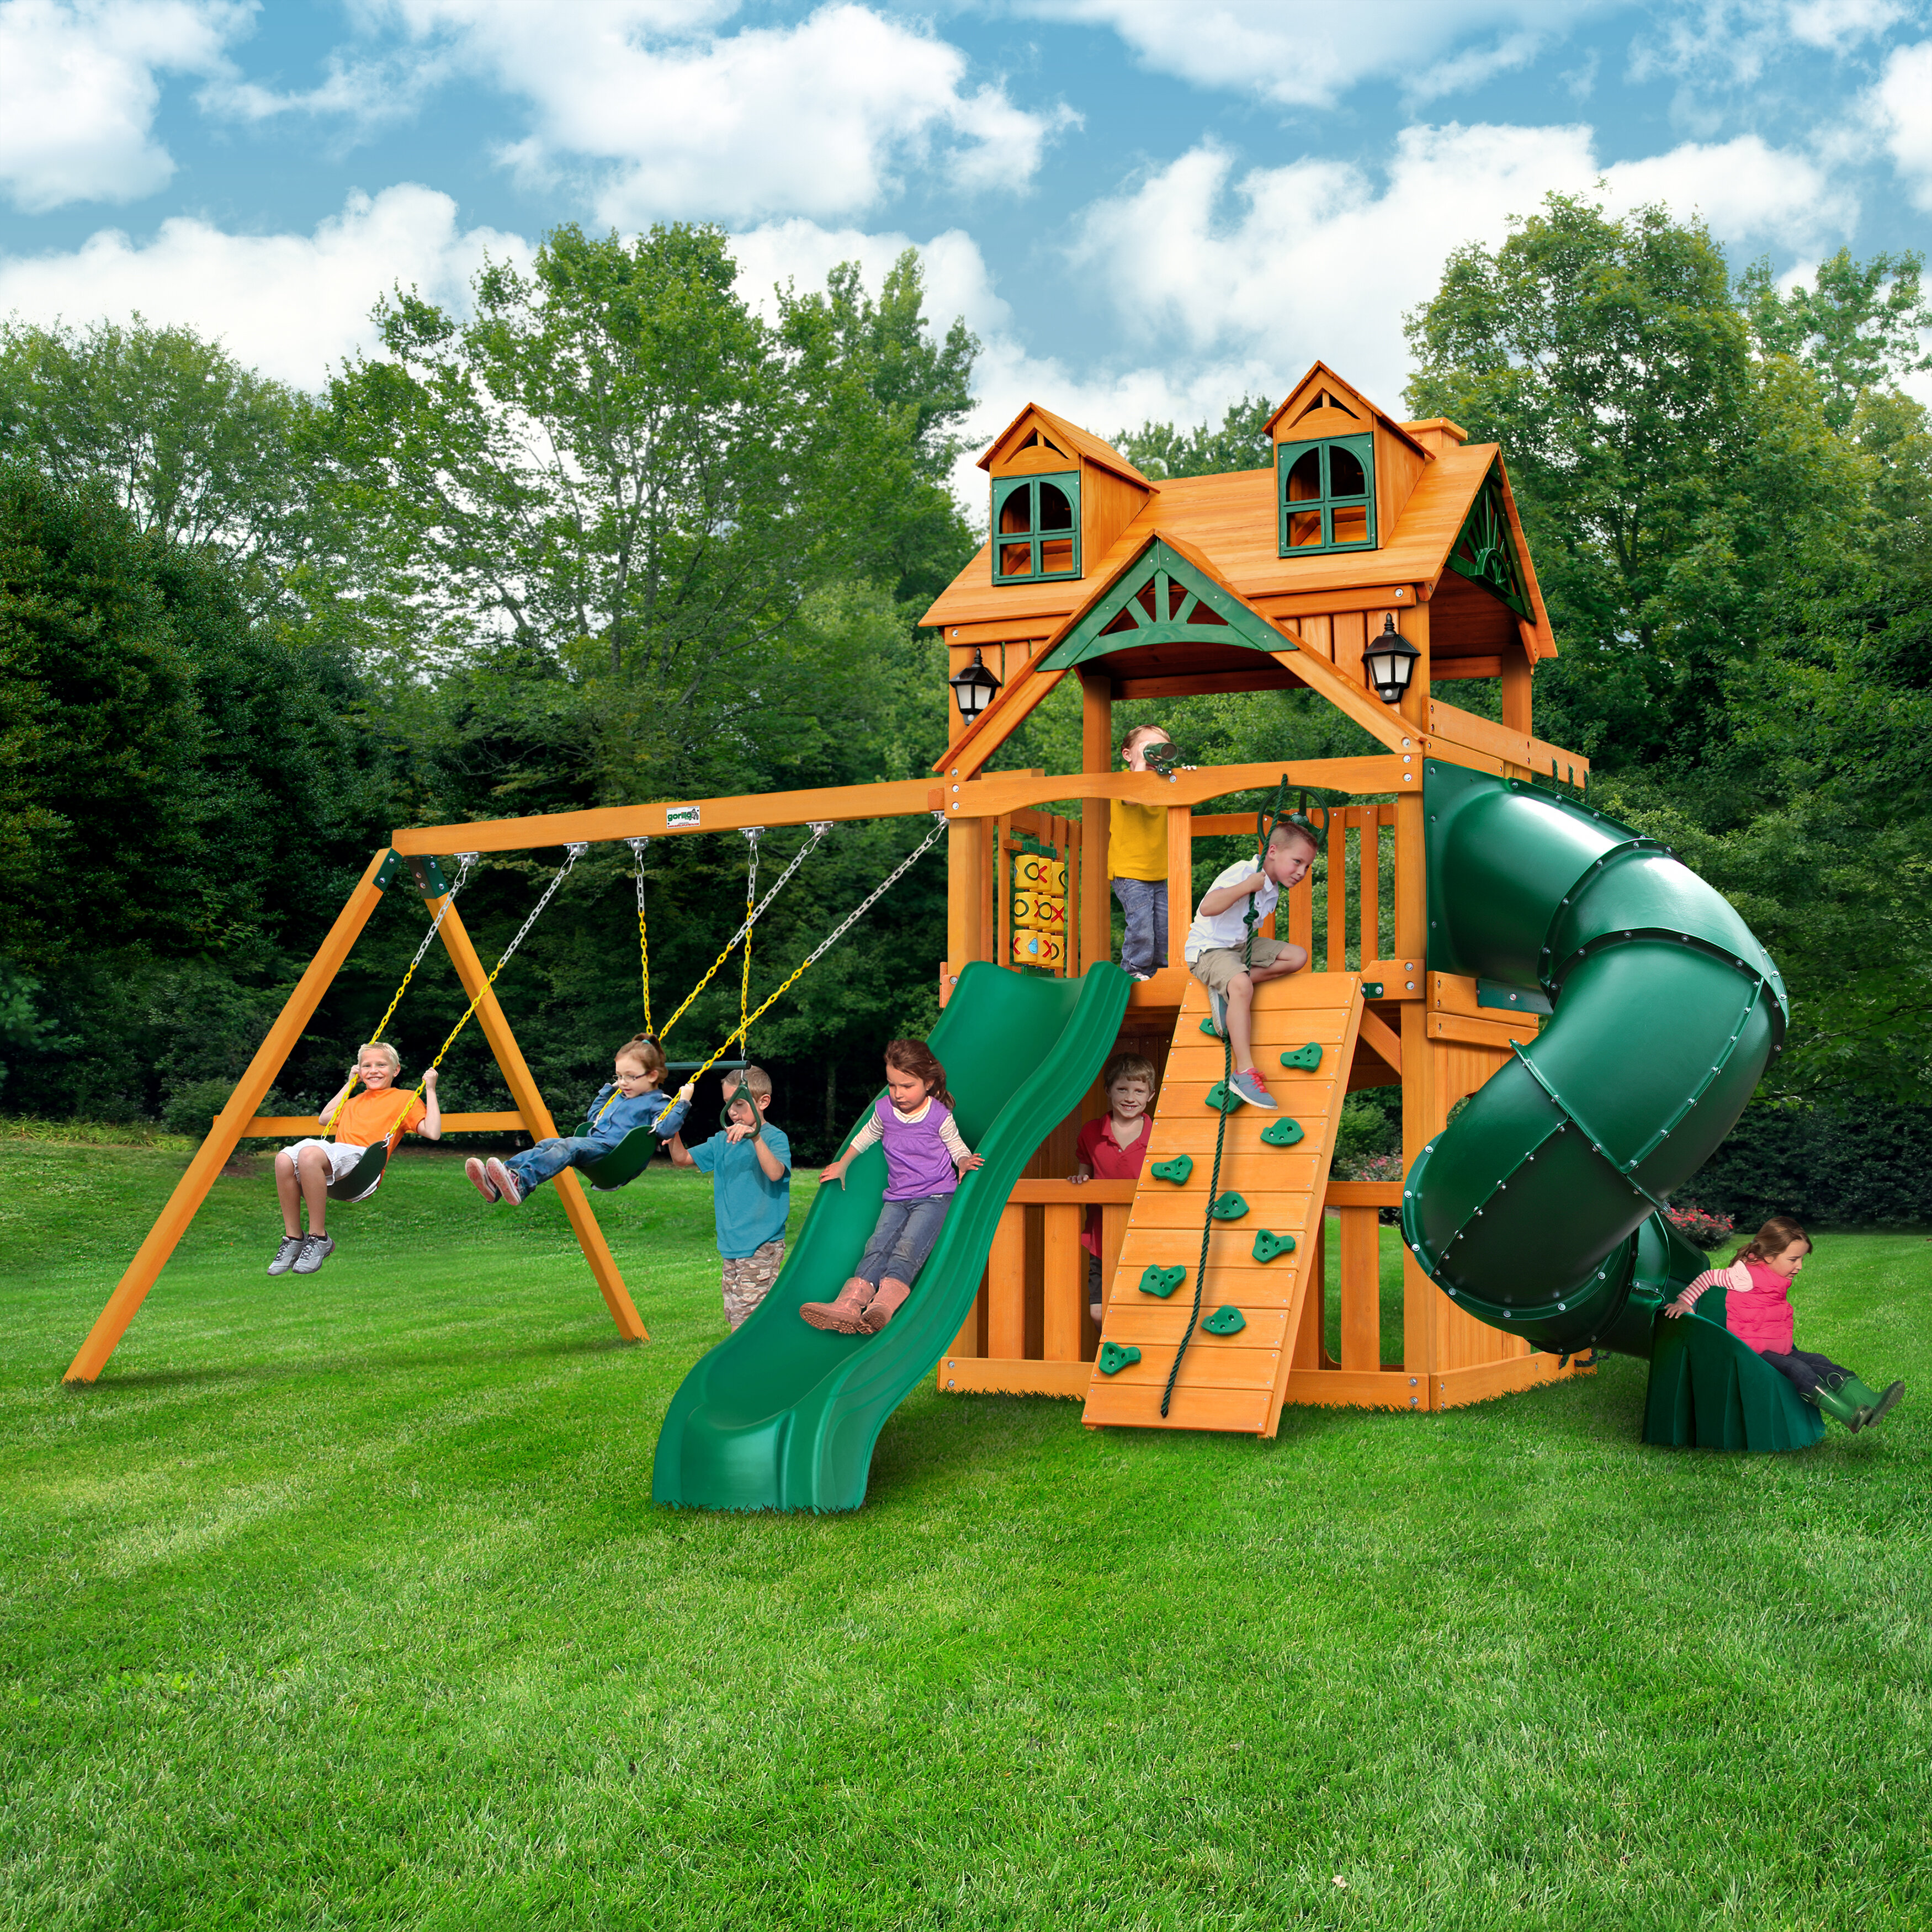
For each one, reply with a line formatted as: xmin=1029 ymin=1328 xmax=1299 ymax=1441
xmin=1188 ymin=935 xmax=1293 ymax=994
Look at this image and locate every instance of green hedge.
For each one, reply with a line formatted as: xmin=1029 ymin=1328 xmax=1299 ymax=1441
xmin=1684 ymin=1101 xmax=1932 ymax=1229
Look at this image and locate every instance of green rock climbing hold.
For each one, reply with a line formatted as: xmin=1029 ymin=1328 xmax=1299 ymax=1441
xmin=1259 ymin=1116 xmax=1305 ymax=1147
xmin=1202 ymin=1306 xmax=1246 ymax=1335
xmin=1202 ymin=1082 xmax=1241 ymax=1112
xmin=1139 ymin=1264 xmax=1187 ymax=1299
xmin=1198 ymin=1015 xmax=1221 ymax=1038
xmin=1150 ymin=1155 xmax=1194 ymax=1185
xmin=1279 ymin=1043 xmax=1323 ymax=1071
xmin=1098 ymin=1342 xmax=1142 ymax=1375
xmin=1209 ymin=1191 xmax=1249 ymax=1219
xmin=1252 ymin=1229 xmax=1297 ymax=1264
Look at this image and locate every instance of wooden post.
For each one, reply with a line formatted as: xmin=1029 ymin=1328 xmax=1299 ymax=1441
xmin=66 ymin=848 xmax=396 ymax=1384
xmin=1394 ymin=777 xmax=1434 ymax=1392
xmin=432 ymin=899 xmax=646 ymax=1344
xmin=1501 ymin=646 xmax=1532 ymax=736
xmin=1081 ymin=671 xmax=1113 ymax=973
xmin=1166 ymin=804 xmax=1191 ymax=971
xmin=946 ymin=816 xmax=985 ymax=992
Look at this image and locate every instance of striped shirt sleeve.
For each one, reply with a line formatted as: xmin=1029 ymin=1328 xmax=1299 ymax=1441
xmin=846 ymin=1113 xmax=883 ymax=1155
xmin=937 ymin=1113 xmax=973 ymax=1164
xmin=1675 ymin=1268 xmax=1728 ymax=1308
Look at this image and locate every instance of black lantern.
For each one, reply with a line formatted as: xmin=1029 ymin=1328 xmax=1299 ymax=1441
xmin=1364 ymin=614 xmax=1420 ymax=705
xmin=949 ymin=645 xmax=1002 ymax=722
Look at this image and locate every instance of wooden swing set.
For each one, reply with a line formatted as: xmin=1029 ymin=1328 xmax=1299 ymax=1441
xmin=63 ymin=790 xmax=949 ymax=1386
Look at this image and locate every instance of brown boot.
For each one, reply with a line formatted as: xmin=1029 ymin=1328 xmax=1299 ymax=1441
xmin=858 ymin=1277 xmax=914 ymax=1334
xmin=800 ymin=1277 xmax=875 ymax=1334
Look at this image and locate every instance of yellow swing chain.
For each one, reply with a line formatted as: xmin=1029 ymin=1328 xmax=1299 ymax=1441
xmin=656 ymin=822 xmax=828 ymax=1041
xmin=678 ymin=814 xmax=944 ymax=1092
xmin=375 ymin=842 xmax=588 ymax=1141
xmin=322 ymin=851 xmax=479 ymax=1137
xmin=738 ymin=827 xmax=760 ymax=1055
xmin=625 ymin=836 xmax=653 ymax=1038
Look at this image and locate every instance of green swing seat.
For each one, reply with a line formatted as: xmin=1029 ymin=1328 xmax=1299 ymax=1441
xmin=324 ymin=1139 xmax=392 ymax=1205
xmin=1641 ymin=1287 xmax=1825 ymax=1452
xmin=569 ymin=1123 xmax=661 ymax=1193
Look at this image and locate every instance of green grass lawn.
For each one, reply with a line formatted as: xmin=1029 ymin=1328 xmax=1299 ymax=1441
xmin=2 ymin=1131 xmax=1928 ymax=1930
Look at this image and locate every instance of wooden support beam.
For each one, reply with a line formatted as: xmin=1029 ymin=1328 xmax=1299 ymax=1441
xmin=1356 ymin=1006 xmax=1404 ymax=1078
xmin=1113 ymin=667 xmax=1298 ymax=703
xmin=1166 ymin=804 xmax=1191 ymax=972
xmin=66 ymin=848 xmax=396 ymax=1385
xmin=432 ymin=899 xmax=646 ymax=1344
xmin=1081 ymin=671 xmax=1113 ymax=976
xmin=231 ymin=1111 xmax=527 ymax=1137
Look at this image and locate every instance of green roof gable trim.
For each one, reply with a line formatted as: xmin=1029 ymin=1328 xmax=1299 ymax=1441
xmin=1446 ymin=462 xmax=1532 ymax=620
xmin=1036 ymin=539 xmax=1294 ymax=672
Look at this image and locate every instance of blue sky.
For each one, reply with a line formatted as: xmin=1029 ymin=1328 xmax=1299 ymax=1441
xmin=2 ymin=1 xmax=1929 ymax=473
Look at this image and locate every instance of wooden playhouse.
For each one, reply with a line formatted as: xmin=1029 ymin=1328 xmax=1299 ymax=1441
xmin=921 ymin=362 xmax=1595 ymax=1434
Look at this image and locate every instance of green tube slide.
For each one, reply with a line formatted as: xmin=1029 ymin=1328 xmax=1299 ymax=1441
xmin=1402 ymin=762 xmax=1789 ymax=1368
xmin=652 ymin=960 xmax=1133 ymax=1512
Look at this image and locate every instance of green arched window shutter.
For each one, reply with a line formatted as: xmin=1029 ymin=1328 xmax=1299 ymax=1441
xmin=991 ymin=472 xmax=1081 ymax=583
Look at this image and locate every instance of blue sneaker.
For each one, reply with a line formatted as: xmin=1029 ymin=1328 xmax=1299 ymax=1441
xmin=1227 ymin=1068 xmax=1277 ymax=1111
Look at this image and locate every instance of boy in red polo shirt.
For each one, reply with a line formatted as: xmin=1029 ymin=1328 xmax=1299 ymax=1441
xmin=1070 ymin=1053 xmax=1158 ymax=1325
xmin=268 ymin=1042 xmax=442 ymax=1278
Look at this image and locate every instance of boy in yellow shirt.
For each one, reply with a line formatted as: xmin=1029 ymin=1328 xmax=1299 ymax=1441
xmin=1110 ymin=724 xmax=1174 ymax=980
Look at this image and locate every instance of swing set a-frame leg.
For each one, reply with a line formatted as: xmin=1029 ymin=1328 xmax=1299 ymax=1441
xmin=431 ymin=898 xmax=646 ymax=1344
xmin=65 ymin=848 xmax=396 ymax=1386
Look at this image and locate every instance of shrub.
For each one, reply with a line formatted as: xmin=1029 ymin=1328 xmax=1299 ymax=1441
xmin=161 ymin=1079 xmax=282 ymax=1138
xmin=1664 ymin=1201 xmax=1734 ymax=1250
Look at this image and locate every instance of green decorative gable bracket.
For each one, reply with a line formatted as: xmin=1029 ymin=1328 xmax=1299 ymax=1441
xmin=1037 ymin=539 xmax=1294 ymax=672
xmin=1446 ymin=464 xmax=1532 ymax=620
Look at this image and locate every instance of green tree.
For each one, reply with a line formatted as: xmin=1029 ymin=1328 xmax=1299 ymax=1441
xmin=1113 ymin=394 xmax=1273 ymax=480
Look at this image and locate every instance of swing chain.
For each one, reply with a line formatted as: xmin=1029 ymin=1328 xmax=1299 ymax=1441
xmin=323 ymin=850 xmax=477 ymax=1135
xmin=740 ymin=829 xmax=762 ymax=1054
xmin=626 ymin=837 xmax=652 ymax=1038
xmin=679 ymin=813 xmax=947 ymax=1092
xmin=384 ymin=841 xmax=588 ymax=1136
xmin=656 ymin=821 xmax=831 ymax=1042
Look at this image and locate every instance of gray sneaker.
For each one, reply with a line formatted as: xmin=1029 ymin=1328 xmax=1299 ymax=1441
xmin=290 ymin=1233 xmax=335 ymax=1276
xmin=1208 ymin=988 xmax=1227 ymax=1037
xmin=267 ymin=1236 xmax=303 ymax=1277
xmin=1227 ymin=1067 xmax=1278 ymax=1111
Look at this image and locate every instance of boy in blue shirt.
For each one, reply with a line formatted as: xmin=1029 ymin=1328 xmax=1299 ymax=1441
xmin=666 ymin=1064 xmax=792 ymax=1329
xmin=469 ymin=1033 xmax=692 ymax=1204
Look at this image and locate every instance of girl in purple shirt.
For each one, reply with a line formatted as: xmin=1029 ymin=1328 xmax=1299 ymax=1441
xmin=800 ymin=1039 xmax=984 ymax=1336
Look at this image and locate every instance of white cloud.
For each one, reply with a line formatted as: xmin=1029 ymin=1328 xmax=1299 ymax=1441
xmin=373 ymin=1 xmax=1073 ymax=223
xmin=0 ymin=0 xmax=248 ymax=211
xmin=0 ymin=184 xmax=528 ymax=386
xmin=1785 ymin=0 xmax=1907 ymax=50
xmin=1871 ymin=39 xmax=1932 ymax=209
xmin=1021 ymin=1 xmax=1601 ymax=107
xmin=1069 ymin=121 xmax=1857 ymax=408
xmin=1604 ymin=135 xmax=1854 ymax=246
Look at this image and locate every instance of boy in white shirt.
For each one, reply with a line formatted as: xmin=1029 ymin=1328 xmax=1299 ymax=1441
xmin=1185 ymin=822 xmax=1318 ymax=1109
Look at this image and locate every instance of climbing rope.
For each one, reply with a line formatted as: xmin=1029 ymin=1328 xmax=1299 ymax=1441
xmin=323 ymin=851 xmax=478 ymax=1136
xmin=655 ymin=822 xmax=831 ymax=1043
xmin=678 ymin=814 xmax=947 ymax=1094
xmin=626 ymin=837 xmax=652 ymax=1038
xmin=1161 ymin=782 xmax=1292 ymax=1418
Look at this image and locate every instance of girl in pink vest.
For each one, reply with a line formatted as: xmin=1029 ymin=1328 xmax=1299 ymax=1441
xmin=1666 ymin=1216 xmax=1904 ymax=1432
xmin=800 ymin=1040 xmax=984 ymax=1336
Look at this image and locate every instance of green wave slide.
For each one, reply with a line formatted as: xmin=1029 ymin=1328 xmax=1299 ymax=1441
xmin=653 ymin=960 xmax=1134 ymax=1511
xmin=1402 ymin=761 xmax=1821 ymax=1449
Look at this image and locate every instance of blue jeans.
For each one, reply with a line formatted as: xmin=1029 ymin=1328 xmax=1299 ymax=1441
xmin=1113 ymin=877 xmax=1167 ymax=978
xmin=505 ymin=1135 xmax=610 ymax=1193
xmin=856 ymin=1193 xmax=953 ymax=1288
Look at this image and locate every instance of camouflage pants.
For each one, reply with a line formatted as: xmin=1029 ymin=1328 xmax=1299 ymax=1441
xmin=721 ymin=1239 xmax=785 ymax=1329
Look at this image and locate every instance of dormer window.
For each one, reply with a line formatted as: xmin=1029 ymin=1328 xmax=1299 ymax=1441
xmin=992 ymin=471 xmax=1080 ymax=583
xmin=1276 ymin=433 xmax=1376 ymax=556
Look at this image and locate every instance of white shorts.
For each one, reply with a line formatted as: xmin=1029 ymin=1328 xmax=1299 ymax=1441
xmin=283 ymin=1138 xmax=382 ymax=1202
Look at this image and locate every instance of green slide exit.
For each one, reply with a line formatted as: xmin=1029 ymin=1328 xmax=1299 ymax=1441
xmin=652 ymin=960 xmax=1134 ymax=1512
xmin=1402 ymin=762 xmax=1790 ymax=1373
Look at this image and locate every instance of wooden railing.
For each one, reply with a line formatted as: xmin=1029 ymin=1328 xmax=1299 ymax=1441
xmin=1322 ymin=1181 xmax=1399 ymax=1372
xmin=944 ymin=1178 xmax=1135 ymax=1392
xmin=223 ymin=1112 xmax=526 ymax=1137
